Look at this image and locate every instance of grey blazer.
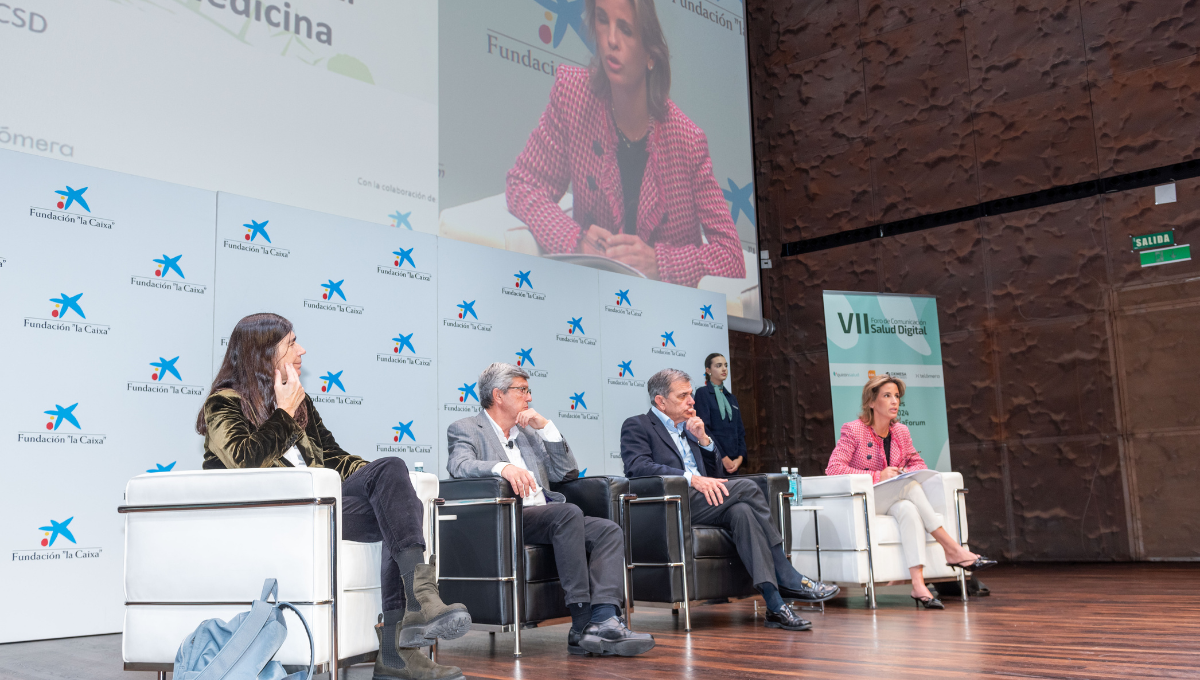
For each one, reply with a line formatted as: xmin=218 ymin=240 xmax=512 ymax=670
xmin=446 ymin=411 xmax=579 ymax=503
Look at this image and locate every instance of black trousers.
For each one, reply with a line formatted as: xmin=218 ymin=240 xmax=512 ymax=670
xmin=688 ymin=477 xmax=781 ymax=587
xmin=522 ymin=502 xmax=625 ymax=608
xmin=341 ymin=457 xmax=426 ymax=612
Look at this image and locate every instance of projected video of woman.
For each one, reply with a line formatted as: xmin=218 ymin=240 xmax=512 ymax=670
xmin=505 ymin=0 xmax=746 ymax=287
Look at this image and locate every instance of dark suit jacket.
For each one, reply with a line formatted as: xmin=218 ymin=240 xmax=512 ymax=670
xmin=694 ymin=383 xmax=748 ymax=476
xmin=620 ymin=409 xmax=720 ymax=478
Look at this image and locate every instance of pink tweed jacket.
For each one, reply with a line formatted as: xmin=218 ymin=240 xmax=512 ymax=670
xmin=826 ymin=419 xmax=927 ymax=484
xmin=506 ymin=66 xmax=746 ymax=287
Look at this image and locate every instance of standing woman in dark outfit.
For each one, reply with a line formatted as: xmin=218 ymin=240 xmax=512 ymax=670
xmin=196 ymin=313 xmax=470 ymax=680
xmin=694 ymin=353 xmax=747 ymax=476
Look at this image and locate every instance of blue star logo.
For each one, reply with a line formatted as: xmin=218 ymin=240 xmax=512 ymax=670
xmin=618 ymin=360 xmax=634 ymax=377
xmin=244 ymin=219 xmax=271 ymax=243
xmin=516 ymin=348 xmax=535 ymax=367
xmin=392 ymin=420 xmax=416 ymax=442
xmin=568 ymin=317 xmax=584 ymax=334
xmin=153 ymin=254 xmax=185 ymax=279
xmin=700 ymin=304 xmax=713 ymax=320
xmin=44 ymin=403 xmax=80 ymax=431
xmin=569 ymin=391 xmax=587 ymax=410
xmin=320 ymin=370 xmax=346 ymax=392
xmin=39 ymin=517 xmax=76 ymax=547
xmin=390 ymin=210 xmax=413 ymax=230
xmin=458 ymin=382 xmax=479 ymax=402
xmin=661 ymin=331 xmax=676 ymax=347
xmin=321 ymin=279 xmax=347 ymax=301
xmin=393 ymin=332 xmax=415 ymax=354
xmin=722 ymin=179 xmax=756 ymax=226
xmin=393 ymin=246 xmax=416 ymax=268
xmin=151 ymin=356 xmax=182 ymax=382
xmin=514 ymin=270 xmax=533 ymax=288
xmin=616 ymin=289 xmax=631 ymax=306
xmin=55 ymin=186 xmax=90 ymax=212
xmin=148 ymin=462 xmax=176 ymax=473
xmin=534 ymin=0 xmax=594 ymax=51
xmin=457 ymin=300 xmax=478 ymax=320
xmin=50 ymin=292 xmax=85 ymax=319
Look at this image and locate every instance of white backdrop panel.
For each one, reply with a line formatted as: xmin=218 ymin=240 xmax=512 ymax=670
xmin=0 ymin=149 xmax=216 ymax=643
xmin=597 ymin=271 xmax=729 ymax=476
xmin=212 ymin=193 xmax=439 ymax=469
xmin=434 ymin=239 xmax=605 ymax=477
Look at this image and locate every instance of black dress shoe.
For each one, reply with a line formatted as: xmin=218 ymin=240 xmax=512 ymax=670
xmin=911 ymin=595 xmax=944 ymax=610
xmin=567 ymin=627 xmax=601 ymax=656
xmin=946 ymin=556 xmax=998 ymax=572
xmin=574 ymin=618 xmax=655 ymax=657
xmin=779 ymin=577 xmax=840 ymax=603
xmin=765 ymin=605 xmax=812 ymax=631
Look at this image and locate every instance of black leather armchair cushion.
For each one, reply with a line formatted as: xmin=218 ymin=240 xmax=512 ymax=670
xmin=549 ymin=475 xmax=629 ymax=520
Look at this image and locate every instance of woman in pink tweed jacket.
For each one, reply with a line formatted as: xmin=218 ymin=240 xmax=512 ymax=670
xmin=506 ymin=0 xmax=745 ymax=287
xmin=826 ymin=374 xmax=996 ymax=608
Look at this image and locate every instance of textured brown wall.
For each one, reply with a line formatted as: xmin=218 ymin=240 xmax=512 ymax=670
xmin=734 ymin=0 xmax=1200 ymax=560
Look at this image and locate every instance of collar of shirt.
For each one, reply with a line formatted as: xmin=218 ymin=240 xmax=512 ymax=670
xmin=484 ymin=410 xmax=519 ymax=448
xmin=651 ymin=405 xmax=686 ymax=436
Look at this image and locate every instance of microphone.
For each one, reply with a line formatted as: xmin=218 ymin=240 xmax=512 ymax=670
xmin=506 ymin=440 xmax=515 ymax=450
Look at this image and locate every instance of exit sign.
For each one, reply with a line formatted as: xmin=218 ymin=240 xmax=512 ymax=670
xmin=1139 ymin=244 xmax=1191 ymax=268
xmin=1131 ymin=231 xmax=1174 ymax=250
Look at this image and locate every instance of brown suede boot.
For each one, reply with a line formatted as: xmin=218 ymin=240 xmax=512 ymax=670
xmin=373 ymin=616 xmax=464 ymax=680
xmin=397 ymin=562 xmax=472 ymax=647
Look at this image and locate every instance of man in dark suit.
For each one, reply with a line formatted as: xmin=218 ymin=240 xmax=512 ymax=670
xmin=448 ymin=362 xmax=654 ymax=657
xmin=620 ymin=368 xmax=839 ymax=632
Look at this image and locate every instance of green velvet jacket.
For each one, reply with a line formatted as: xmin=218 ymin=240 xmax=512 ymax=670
xmin=201 ymin=389 xmax=368 ymax=481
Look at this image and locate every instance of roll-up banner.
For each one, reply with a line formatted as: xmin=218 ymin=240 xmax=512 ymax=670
xmin=823 ymin=291 xmax=951 ymax=471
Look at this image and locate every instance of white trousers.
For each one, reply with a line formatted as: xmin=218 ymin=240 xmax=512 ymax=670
xmin=874 ymin=480 xmax=943 ymax=570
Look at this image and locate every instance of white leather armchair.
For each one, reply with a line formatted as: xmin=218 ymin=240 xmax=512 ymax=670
xmin=790 ymin=472 xmax=970 ymax=608
xmin=120 ymin=467 xmax=440 ymax=678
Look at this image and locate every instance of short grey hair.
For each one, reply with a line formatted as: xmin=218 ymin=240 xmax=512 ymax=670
xmin=648 ymin=368 xmax=691 ymax=403
xmin=479 ymin=362 xmax=529 ymax=409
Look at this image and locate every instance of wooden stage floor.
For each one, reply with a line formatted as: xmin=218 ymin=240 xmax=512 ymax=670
xmin=1 ymin=564 xmax=1196 ymax=679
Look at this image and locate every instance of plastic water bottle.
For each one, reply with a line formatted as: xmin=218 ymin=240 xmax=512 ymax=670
xmin=414 ymin=461 xmax=425 ymax=473
xmin=784 ymin=466 xmax=799 ymax=506
xmin=790 ymin=467 xmax=802 ymax=506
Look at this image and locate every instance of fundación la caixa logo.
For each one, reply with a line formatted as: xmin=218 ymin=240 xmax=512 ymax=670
xmin=608 ymin=360 xmax=645 ymax=388
xmin=304 ymin=277 xmax=364 ymax=315
xmin=128 ymin=355 xmax=204 ymax=396
xmin=30 ymin=184 xmax=115 ymax=230
xmin=12 ymin=516 xmax=102 ymax=563
xmin=503 ymin=269 xmax=546 ymax=301
xmin=377 ymin=331 xmax=433 ymax=368
xmin=223 ymin=218 xmax=290 ymax=257
xmin=131 ymin=252 xmax=208 ymax=295
xmin=605 ymin=289 xmax=642 ymax=317
xmin=378 ymin=244 xmax=431 ymax=282
xmin=377 ymin=418 xmax=432 ymax=456
xmin=16 ymin=402 xmax=106 ymax=445
xmin=24 ymin=291 xmax=110 ymax=336
xmin=556 ymin=315 xmax=597 ymax=346
xmin=443 ymin=299 xmax=492 ymax=332
xmin=515 ymin=347 xmax=549 ymax=378
xmin=558 ymin=391 xmax=598 ymax=421
xmin=487 ymin=0 xmax=593 ymax=78
xmin=312 ymin=369 xmax=363 ymax=407
xmin=444 ymin=381 xmax=480 ymax=414
xmin=652 ymin=330 xmax=687 ymax=358
xmin=692 ymin=303 xmax=725 ymax=330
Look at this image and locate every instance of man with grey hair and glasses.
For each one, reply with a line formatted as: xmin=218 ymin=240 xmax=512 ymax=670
xmin=447 ymin=362 xmax=654 ymax=657
xmin=620 ymin=368 xmax=840 ymax=632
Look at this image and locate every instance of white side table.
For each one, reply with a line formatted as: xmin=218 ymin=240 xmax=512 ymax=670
xmin=786 ymin=505 xmax=826 ymax=611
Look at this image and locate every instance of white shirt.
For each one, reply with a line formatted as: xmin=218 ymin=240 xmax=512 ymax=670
xmin=484 ymin=411 xmax=562 ymax=507
xmin=282 ymin=445 xmax=306 ymax=468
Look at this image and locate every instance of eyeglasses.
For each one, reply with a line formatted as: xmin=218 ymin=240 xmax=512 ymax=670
xmin=505 ymin=386 xmax=532 ymax=396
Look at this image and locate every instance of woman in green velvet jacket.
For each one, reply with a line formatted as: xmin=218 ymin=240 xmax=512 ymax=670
xmin=196 ymin=313 xmax=469 ymax=680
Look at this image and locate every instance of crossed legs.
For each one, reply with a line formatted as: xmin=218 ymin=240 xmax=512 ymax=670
xmin=879 ymin=480 xmax=982 ymax=599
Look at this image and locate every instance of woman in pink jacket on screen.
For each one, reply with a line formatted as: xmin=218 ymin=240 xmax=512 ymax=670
xmin=506 ymin=0 xmax=746 ymax=287
xmin=826 ymin=374 xmax=996 ymax=609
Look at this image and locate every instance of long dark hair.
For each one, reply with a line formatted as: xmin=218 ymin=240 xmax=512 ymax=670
xmin=704 ymin=352 xmax=724 ymax=385
xmin=585 ymin=0 xmax=672 ymax=120
xmin=196 ymin=313 xmax=308 ymax=434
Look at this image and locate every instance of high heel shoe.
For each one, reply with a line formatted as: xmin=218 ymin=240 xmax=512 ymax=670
xmin=911 ymin=594 xmax=944 ymax=610
xmin=946 ymin=556 xmax=997 ymax=572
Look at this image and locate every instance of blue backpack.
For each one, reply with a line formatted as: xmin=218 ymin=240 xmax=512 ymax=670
xmin=173 ymin=579 xmax=314 ymax=680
